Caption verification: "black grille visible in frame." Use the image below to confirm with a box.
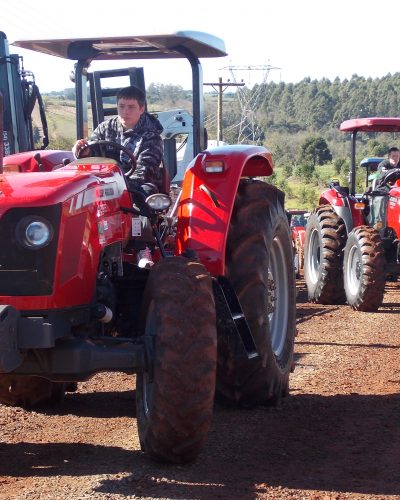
[0,205,61,296]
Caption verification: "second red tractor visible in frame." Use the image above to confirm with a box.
[304,117,400,311]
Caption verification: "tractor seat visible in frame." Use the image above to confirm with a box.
[364,192,389,228]
[334,185,349,197]
[329,180,349,197]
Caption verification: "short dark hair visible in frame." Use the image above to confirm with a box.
[116,86,146,107]
[388,146,400,154]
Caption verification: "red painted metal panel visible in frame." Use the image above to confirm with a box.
[176,145,273,276]
[340,117,400,133]
[0,162,132,310]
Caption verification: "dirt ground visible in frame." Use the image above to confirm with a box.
[0,279,399,500]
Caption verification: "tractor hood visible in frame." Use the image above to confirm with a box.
[0,163,126,211]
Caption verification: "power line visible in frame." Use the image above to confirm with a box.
[219,64,281,144]
[203,77,245,144]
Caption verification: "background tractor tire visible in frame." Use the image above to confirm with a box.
[343,225,386,311]
[0,375,67,407]
[216,180,296,408]
[136,257,217,464]
[304,204,347,304]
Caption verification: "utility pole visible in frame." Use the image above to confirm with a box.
[203,77,244,145]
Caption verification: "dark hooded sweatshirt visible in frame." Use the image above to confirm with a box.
[90,112,164,188]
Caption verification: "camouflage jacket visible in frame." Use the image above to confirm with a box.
[89,113,164,187]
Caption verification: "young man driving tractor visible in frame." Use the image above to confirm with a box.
[73,86,164,267]
[73,85,164,193]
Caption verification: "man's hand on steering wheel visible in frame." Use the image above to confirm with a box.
[75,139,137,177]
[73,138,90,158]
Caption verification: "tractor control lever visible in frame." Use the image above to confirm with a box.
[34,152,44,172]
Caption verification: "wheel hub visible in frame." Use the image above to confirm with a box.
[347,245,362,295]
[308,228,321,284]
[355,260,362,281]
[267,235,290,358]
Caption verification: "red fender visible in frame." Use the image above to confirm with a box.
[319,188,348,207]
[176,145,273,276]
[319,188,365,229]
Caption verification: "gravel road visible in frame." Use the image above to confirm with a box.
[1,279,399,500]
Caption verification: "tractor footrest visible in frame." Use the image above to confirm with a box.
[213,276,259,360]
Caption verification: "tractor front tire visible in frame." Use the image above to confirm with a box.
[136,257,217,464]
[216,180,296,408]
[0,375,66,408]
[343,226,386,311]
[304,205,347,304]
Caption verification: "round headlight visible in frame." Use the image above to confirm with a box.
[146,193,171,211]
[17,217,54,249]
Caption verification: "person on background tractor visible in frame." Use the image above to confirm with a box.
[370,146,400,192]
[377,146,400,176]
[73,85,164,268]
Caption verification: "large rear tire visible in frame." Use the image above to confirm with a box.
[304,204,347,304]
[0,375,66,407]
[136,257,217,464]
[216,180,296,408]
[343,226,386,311]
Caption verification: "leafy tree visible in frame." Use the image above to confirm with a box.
[365,139,388,157]
[333,157,347,175]
[298,186,308,206]
[300,137,332,166]
[295,163,315,182]
[340,160,351,185]
[282,164,293,177]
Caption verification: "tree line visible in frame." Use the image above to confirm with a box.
[255,73,400,132]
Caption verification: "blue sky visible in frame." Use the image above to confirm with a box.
[2,0,400,92]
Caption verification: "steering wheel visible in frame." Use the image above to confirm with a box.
[77,139,137,177]
[378,167,400,188]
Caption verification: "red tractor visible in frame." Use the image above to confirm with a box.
[304,117,400,312]
[0,32,296,463]
[287,209,309,278]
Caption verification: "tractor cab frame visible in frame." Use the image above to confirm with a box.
[13,31,226,178]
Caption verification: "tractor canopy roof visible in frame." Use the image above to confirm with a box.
[12,32,227,158]
[340,117,400,133]
[12,32,227,61]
